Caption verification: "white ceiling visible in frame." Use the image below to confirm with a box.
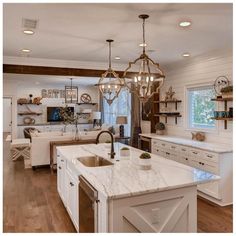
[3,3,233,66]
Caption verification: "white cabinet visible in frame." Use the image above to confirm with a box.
[57,152,79,231]
[65,168,79,231]
[151,138,232,206]
[57,154,66,205]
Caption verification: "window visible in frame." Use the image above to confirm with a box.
[103,88,131,136]
[187,85,216,130]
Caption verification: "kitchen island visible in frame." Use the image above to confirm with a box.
[56,142,219,233]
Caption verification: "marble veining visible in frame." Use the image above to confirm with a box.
[140,133,232,153]
[57,143,219,200]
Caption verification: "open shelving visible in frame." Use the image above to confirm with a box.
[154,113,182,124]
[210,97,233,129]
[154,100,182,110]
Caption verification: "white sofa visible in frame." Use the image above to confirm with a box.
[31,130,106,168]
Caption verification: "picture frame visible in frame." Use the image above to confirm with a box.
[65,86,78,103]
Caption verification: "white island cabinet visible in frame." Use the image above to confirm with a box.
[56,143,218,233]
[139,133,232,206]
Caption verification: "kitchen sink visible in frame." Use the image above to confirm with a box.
[77,155,113,167]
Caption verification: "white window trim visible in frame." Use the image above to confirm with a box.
[184,82,219,134]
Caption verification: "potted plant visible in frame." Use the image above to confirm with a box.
[139,152,152,170]
[155,122,165,135]
[221,86,233,99]
[120,147,130,157]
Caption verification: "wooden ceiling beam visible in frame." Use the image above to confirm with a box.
[3,64,136,78]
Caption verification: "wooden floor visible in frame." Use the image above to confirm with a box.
[3,133,233,233]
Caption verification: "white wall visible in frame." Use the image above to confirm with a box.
[3,98,12,132]
[3,77,99,138]
[158,49,233,145]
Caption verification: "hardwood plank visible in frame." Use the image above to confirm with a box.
[3,133,76,233]
[197,196,233,233]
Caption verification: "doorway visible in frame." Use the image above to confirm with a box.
[3,97,12,141]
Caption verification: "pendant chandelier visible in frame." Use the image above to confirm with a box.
[65,78,78,104]
[123,14,165,102]
[98,39,123,105]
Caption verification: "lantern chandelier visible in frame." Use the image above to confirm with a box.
[98,39,123,105]
[123,14,165,102]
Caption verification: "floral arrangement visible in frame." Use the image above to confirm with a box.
[139,152,151,159]
[155,122,165,131]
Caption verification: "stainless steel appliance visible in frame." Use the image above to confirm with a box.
[139,136,151,152]
[79,176,99,233]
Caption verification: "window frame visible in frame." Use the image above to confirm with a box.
[184,83,219,133]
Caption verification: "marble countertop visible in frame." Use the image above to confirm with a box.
[57,143,219,200]
[140,133,232,153]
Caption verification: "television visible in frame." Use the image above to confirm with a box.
[47,107,74,122]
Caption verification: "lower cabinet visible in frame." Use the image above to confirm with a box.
[57,153,79,231]
[57,154,66,205]
[65,168,79,231]
[151,138,232,206]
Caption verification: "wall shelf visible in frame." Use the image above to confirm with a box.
[154,113,182,124]
[211,97,233,129]
[154,100,182,110]
[18,112,42,116]
[18,103,42,105]
[77,103,97,106]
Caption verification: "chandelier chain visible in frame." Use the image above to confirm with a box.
[142,18,146,54]
[108,41,111,69]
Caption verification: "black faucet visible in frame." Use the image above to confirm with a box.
[96,131,115,159]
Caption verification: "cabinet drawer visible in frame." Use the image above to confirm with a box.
[152,147,166,157]
[178,156,191,166]
[190,159,218,174]
[165,151,178,162]
[190,149,202,159]
[177,146,189,156]
[202,151,219,163]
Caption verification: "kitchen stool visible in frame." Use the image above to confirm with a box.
[10,138,31,161]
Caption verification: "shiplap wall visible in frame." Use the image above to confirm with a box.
[158,49,233,145]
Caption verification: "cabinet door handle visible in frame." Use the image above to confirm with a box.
[185,158,188,161]
[70,182,74,186]
[162,144,165,146]
[156,149,159,152]
[58,166,61,170]
[61,159,64,162]
[202,163,205,166]
[193,151,198,154]
[207,155,213,158]
[182,149,186,151]
[199,162,202,165]
[171,146,175,149]
[166,152,170,155]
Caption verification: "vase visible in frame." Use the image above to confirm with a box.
[139,158,151,170]
[120,149,130,157]
[156,130,164,135]
[73,126,80,140]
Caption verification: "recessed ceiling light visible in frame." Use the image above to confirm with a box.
[179,21,191,27]
[182,53,190,57]
[115,56,120,60]
[23,29,34,35]
[139,43,147,47]
[21,49,30,53]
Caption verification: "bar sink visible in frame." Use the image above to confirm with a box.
[77,155,113,167]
